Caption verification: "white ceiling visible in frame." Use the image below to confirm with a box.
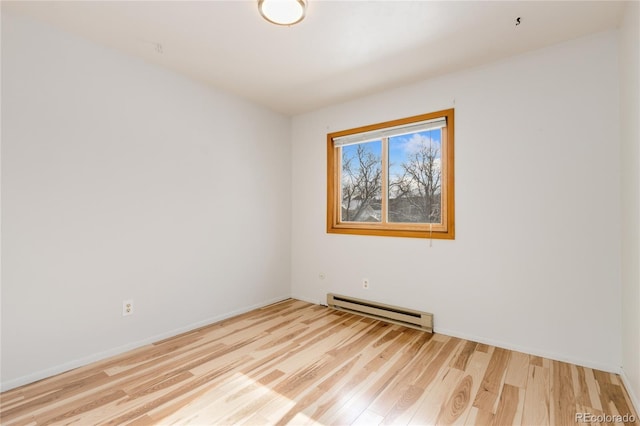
[3,1,627,116]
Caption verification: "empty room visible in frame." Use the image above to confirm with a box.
[1,0,639,425]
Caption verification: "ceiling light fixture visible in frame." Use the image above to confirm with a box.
[258,0,307,26]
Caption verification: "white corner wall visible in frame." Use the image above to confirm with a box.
[1,11,291,390]
[291,31,622,372]
[619,1,640,411]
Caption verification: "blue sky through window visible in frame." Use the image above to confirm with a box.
[342,129,442,185]
[342,140,381,166]
[389,129,442,180]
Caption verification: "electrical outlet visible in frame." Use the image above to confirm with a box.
[362,278,369,289]
[122,300,134,316]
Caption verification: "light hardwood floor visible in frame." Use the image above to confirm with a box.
[1,299,638,425]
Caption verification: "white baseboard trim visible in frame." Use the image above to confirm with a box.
[0,295,291,392]
[293,294,326,306]
[620,368,640,416]
[433,326,620,374]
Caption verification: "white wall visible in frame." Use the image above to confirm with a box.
[619,1,640,411]
[1,11,291,390]
[291,31,622,371]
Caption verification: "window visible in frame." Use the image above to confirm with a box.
[327,109,454,239]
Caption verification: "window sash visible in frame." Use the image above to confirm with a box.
[339,133,445,226]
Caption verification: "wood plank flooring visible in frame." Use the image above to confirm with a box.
[1,299,638,425]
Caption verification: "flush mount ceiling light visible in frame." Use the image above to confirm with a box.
[258,0,307,26]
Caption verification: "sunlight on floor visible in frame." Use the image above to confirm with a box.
[153,371,319,425]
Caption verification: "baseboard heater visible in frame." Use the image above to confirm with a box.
[327,293,433,333]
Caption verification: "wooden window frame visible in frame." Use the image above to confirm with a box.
[327,109,455,239]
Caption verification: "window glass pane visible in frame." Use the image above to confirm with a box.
[340,140,382,222]
[388,129,442,224]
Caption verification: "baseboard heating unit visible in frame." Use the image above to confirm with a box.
[327,293,433,333]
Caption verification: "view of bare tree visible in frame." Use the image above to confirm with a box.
[341,144,382,222]
[390,141,441,223]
